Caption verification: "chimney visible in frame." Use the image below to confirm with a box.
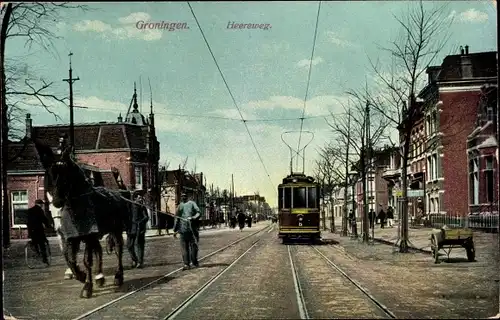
[25,113,32,138]
[465,45,469,55]
[460,46,464,55]
[461,51,473,78]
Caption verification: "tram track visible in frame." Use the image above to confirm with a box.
[288,244,397,319]
[73,225,271,320]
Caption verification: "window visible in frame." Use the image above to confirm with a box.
[278,188,284,209]
[431,111,437,133]
[284,187,292,208]
[293,187,306,208]
[11,190,29,226]
[485,156,495,203]
[307,187,318,208]
[134,166,143,190]
[469,158,479,204]
[426,156,431,181]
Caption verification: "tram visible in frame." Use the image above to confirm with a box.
[278,130,319,244]
[278,173,320,243]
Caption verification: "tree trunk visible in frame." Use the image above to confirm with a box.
[1,3,13,249]
[329,194,335,233]
[399,132,412,252]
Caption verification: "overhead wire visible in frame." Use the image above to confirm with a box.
[295,1,322,172]
[186,1,276,193]
[56,105,338,123]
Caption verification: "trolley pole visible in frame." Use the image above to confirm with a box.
[62,52,83,155]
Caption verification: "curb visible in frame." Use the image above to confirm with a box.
[372,237,433,254]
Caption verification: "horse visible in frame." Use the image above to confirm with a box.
[35,141,131,298]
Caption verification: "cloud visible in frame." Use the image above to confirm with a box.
[449,9,489,23]
[325,31,354,48]
[73,12,162,41]
[296,57,324,69]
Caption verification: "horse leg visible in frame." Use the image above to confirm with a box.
[93,237,105,287]
[113,233,124,286]
[59,232,74,280]
[80,239,93,299]
[64,238,86,283]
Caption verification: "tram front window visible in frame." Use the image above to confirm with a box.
[293,187,306,208]
[307,187,317,208]
[284,187,292,208]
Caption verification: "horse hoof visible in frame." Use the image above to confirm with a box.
[80,284,93,299]
[114,275,124,286]
[95,277,105,287]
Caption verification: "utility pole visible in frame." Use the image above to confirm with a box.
[62,52,82,154]
[361,101,370,243]
[231,174,234,213]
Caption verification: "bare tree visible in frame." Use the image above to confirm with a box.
[1,2,88,248]
[357,1,453,252]
[327,94,391,243]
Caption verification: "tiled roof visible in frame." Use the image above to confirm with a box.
[32,122,149,151]
[7,139,44,171]
[438,51,497,81]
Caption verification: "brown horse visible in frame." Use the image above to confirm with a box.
[35,141,131,298]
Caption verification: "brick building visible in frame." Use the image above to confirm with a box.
[7,84,161,237]
[466,84,498,215]
[420,47,497,217]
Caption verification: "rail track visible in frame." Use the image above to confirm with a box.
[73,225,271,320]
[288,244,397,319]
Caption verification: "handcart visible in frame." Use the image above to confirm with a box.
[429,226,475,264]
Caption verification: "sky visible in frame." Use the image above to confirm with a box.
[4,1,497,207]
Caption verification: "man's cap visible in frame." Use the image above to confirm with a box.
[35,199,44,205]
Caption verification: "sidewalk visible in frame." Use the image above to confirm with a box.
[330,221,498,261]
[6,221,270,248]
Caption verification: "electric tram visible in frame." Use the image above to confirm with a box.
[278,131,320,243]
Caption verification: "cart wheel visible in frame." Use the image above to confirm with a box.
[466,241,476,262]
[431,235,440,264]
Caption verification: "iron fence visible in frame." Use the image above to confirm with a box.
[422,213,498,232]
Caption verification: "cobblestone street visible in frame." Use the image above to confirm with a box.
[321,225,499,319]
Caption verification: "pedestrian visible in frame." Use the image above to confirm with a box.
[387,206,394,227]
[237,210,246,231]
[157,211,166,236]
[127,193,149,269]
[348,209,357,236]
[173,193,201,270]
[27,199,51,265]
[368,209,376,229]
[246,214,252,228]
[377,205,386,229]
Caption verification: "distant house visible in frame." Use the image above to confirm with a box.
[159,168,206,225]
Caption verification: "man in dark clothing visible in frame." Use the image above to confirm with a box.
[174,193,201,270]
[368,209,376,229]
[157,212,167,236]
[378,206,387,229]
[128,193,149,268]
[348,210,357,237]
[246,214,252,228]
[27,199,50,265]
[237,210,246,231]
[387,206,395,227]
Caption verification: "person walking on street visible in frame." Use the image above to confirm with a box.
[27,199,51,265]
[237,210,246,231]
[377,205,387,229]
[368,209,376,229]
[387,206,394,227]
[246,214,252,228]
[348,210,357,237]
[128,193,149,268]
[173,193,201,270]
